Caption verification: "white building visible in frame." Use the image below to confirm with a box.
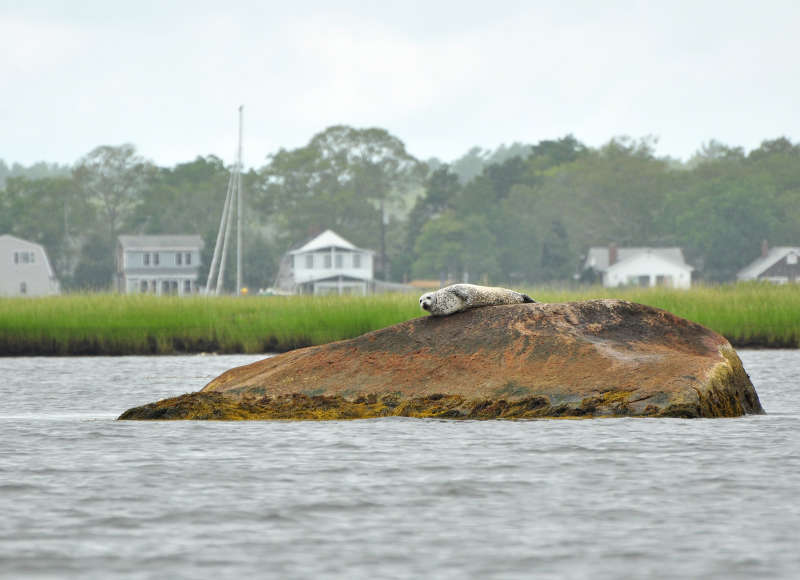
[276,230,374,295]
[583,245,693,289]
[737,242,800,283]
[0,234,60,296]
[116,235,204,295]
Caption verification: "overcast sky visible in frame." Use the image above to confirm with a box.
[2,0,798,168]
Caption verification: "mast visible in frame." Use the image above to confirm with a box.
[205,171,234,294]
[205,106,244,295]
[236,105,244,295]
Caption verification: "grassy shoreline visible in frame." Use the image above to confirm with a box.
[1,284,798,356]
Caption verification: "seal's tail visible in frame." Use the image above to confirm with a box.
[521,294,536,303]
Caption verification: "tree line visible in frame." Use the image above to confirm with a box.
[2,127,800,291]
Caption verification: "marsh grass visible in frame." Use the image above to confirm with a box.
[1,283,798,355]
[531,283,800,348]
[0,293,422,355]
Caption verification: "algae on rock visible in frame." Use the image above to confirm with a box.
[120,300,765,421]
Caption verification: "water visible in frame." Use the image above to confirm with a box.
[0,351,798,579]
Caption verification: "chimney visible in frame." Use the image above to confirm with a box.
[761,239,769,258]
[609,243,618,266]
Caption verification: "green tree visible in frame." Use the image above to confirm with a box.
[448,143,534,184]
[528,134,589,171]
[74,144,153,245]
[494,184,541,283]
[535,137,675,254]
[254,126,426,280]
[129,156,230,235]
[539,218,573,281]
[673,176,777,281]
[71,232,115,290]
[0,176,94,285]
[0,159,71,188]
[411,213,499,282]
[403,166,462,279]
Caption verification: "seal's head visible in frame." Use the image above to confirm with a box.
[419,292,435,313]
[419,287,465,316]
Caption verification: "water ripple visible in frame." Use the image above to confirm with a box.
[0,351,799,579]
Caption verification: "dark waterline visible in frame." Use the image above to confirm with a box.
[0,352,798,579]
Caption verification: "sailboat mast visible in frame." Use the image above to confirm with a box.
[205,170,235,295]
[205,106,244,296]
[236,105,244,296]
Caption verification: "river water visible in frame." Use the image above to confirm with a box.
[0,351,798,579]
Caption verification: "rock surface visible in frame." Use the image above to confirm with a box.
[119,300,764,420]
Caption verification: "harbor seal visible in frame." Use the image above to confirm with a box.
[419,283,536,316]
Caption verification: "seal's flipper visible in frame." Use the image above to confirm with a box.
[450,286,472,301]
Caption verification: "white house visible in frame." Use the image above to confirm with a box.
[737,242,800,283]
[583,245,693,289]
[275,230,374,295]
[0,234,60,296]
[116,235,204,295]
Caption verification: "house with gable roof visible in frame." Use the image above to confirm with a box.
[274,229,375,295]
[737,241,800,283]
[0,234,60,296]
[582,244,693,288]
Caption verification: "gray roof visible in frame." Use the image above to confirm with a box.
[118,235,204,249]
[0,233,44,249]
[584,247,689,271]
[737,247,800,280]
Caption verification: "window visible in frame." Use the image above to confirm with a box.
[176,252,182,266]
[353,254,361,268]
[13,251,35,264]
[324,254,332,268]
[154,253,160,266]
[144,253,150,266]
[184,280,192,293]
[335,254,343,268]
[185,252,192,265]
[305,254,314,268]
[141,280,148,293]
[20,281,27,294]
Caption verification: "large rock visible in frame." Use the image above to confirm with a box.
[119,300,764,420]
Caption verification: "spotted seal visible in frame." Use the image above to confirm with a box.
[419,283,536,316]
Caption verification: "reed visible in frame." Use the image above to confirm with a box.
[1,283,798,355]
